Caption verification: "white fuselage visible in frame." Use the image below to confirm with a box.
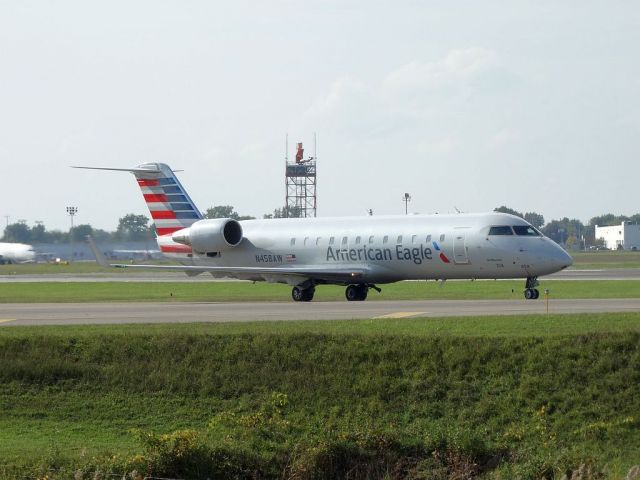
[157,212,572,285]
[0,242,36,264]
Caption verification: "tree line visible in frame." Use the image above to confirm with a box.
[3,205,639,246]
[494,206,640,248]
[1,214,155,244]
[0,206,292,244]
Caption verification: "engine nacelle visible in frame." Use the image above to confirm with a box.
[172,218,243,253]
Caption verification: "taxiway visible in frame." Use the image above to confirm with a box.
[2,298,640,326]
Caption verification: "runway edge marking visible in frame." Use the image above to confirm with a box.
[374,312,427,319]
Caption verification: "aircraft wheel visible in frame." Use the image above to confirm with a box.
[533,288,540,299]
[292,286,314,302]
[345,285,359,301]
[358,285,368,301]
[524,288,535,300]
[292,287,304,302]
[346,284,368,301]
[302,287,315,302]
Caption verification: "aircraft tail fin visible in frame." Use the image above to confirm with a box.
[73,163,203,237]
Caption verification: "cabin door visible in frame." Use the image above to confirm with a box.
[453,234,469,264]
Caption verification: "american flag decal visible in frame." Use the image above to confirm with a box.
[286,254,297,262]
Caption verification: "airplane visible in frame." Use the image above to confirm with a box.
[0,242,36,264]
[74,162,573,301]
[111,248,161,260]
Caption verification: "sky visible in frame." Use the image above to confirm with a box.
[1,0,639,233]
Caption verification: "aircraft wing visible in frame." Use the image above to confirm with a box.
[106,262,367,283]
[87,236,367,283]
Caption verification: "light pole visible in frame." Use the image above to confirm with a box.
[403,193,411,215]
[66,206,78,261]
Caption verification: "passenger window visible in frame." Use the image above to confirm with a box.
[290,238,296,246]
[411,235,417,244]
[440,234,445,242]
[355,236,361,244]
[489,226,514,236]
[329,237,335,245]
[316,237,321,245]
[342,236,348,245]
[304,237,309,246]
[426,234,431,242]
[369,235,375,244]
[513,225,541,236]
[397,235,403,244]
[383,235,389,244]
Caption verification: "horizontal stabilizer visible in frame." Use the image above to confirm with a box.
[72,165,163,174]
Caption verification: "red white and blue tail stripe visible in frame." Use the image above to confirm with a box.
[131,163,203,237]
[72,163,202,256]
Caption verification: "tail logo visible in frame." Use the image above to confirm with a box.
[134,168,202,237]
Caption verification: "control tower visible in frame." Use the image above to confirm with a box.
[285,139,317,218]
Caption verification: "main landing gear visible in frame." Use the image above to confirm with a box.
[524,276,540,300]
[291,284,381,302]
[345,284,368,301]
[291,286,315,302]
[345,284,381,302]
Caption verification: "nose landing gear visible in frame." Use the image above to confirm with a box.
[524,276,540,300]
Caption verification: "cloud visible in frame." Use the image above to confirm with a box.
[306,75,371,118]
[303,47,514,142]
[485,128,520,149]
[383,47,500,92]
[416,136,456,154]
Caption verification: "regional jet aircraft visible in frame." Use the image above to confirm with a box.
[0,242,36,264]
[75,163,572,301]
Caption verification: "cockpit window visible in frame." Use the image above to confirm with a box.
[513,225,541,236]
[489,226,513,235]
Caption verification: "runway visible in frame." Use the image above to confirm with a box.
[1,268,640,283]
[2,298,640,326]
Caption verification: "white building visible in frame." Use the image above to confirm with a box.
[595,222,640,250]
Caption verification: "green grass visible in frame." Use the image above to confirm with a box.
[3,312,640,338]
[571,250,640,269]
[0,279,639,303]
[1,314,640,478]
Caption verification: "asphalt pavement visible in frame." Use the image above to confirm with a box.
[2,298,640,326]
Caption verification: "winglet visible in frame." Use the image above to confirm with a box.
[86,235,111,268]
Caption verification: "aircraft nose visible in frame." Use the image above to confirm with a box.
[554,244,573,270]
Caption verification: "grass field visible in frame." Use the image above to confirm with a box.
[571,250,640,269]
[0,279,639,303]
[1,314,640,479]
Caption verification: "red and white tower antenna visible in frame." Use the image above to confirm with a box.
[285,134,317,218]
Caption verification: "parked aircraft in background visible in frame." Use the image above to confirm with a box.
[75,163,572,301]
[111,248,161,260]
[0,242,36,264]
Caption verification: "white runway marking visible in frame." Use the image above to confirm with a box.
[374,312,427,319]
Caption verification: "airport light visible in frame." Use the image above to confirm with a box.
[66,206,78,229]
[403,193,411,215]
[66,206,78,261]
